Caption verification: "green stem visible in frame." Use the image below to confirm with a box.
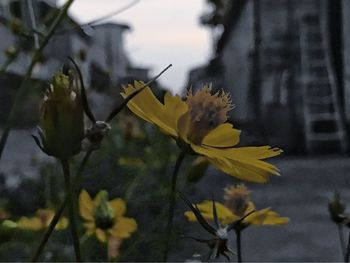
[338,224,346,260]
[61,158,82,262]
[30,151,92,262]
[30,198,68,262]
[236,230,242,262]
[0,0,74,162]
[163,151,186,262]
[345,229,350,262]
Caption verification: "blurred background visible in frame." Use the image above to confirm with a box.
[0,0,350,261]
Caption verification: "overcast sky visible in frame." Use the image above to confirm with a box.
[58,0,211,93]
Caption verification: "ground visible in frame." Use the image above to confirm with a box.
[2,130,350,261]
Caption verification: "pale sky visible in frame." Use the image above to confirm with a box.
[58,0,211,93]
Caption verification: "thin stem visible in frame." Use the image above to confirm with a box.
[61,159,82,262]
[27,0,40,49]
[87,0,140,26]
[163,151,186,262]
[30,151,92,262]
[0,0,74,163]
[105,64,172,122]
[345,229,350,262]
[236,230,242,263]
[30,198,68,262]
[338,224,346,260]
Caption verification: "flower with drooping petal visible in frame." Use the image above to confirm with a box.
[79,190,137,243]
[185,184,288,229]
[17,209,68,231]
[121,82,282,183]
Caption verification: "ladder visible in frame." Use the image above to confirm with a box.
[299,13,348,153]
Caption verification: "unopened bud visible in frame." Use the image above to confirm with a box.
[37,70,84,158]
[328,192,346,224]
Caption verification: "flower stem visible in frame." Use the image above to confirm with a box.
[61,158,82,262]
[30,151,92,262]
[337,224,346,260]
[0,0,74,163]
[163,151,186,262]
[236,230,242,262]
[30,198,68,262]
[345,229,350,262]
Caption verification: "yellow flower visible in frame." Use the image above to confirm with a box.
[37,70,84,158]
[17,209,68,231]
[185,184,288,227]
[79,190,137,243]
[121,82,282,183]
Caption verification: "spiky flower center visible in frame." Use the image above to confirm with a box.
[185,85,232,144]
[224,184,250,217]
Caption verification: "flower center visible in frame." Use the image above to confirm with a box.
[185,85,232,144]
[95,214,115,230]
[224,184,250,217]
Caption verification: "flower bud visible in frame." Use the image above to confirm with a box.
[4,47,17,59]
[38,70,84,158]
[328,192,346,224]
[93,191,115,230]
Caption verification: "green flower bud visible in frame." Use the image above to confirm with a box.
[93,191,115,230]
[38,70,84,158]
[4,47,17,59]
[328,192,346,224]
[9,18,23,35]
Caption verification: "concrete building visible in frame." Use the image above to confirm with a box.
[0,0,149,125]
[188,0,350,154]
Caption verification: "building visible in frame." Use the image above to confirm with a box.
[188,0,350,154]
[0,0,149,124]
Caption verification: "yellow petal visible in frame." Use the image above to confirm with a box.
[244,208,289,226]
[84,222,96,235]
[109,198,126,217]
[109,217,137,239]
[184,200,238,225]
[245,202,255,214]
[55,217,69,230]
[202,123,240,147]
[225,146,283,159]
[96,228,108,243]
[79,190,94,221]
[121,82,186,138]
[191,145,281,183]
[206,157,272,183]
[163,92,188,133]
[177,112,191,143]
[17,217,43,231]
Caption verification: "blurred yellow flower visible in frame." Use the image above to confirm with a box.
[185,184,288,228]
[79,190,137,243]
[121,82,281,183]
[17,209,68,231]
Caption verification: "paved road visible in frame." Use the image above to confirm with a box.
[175,156,350,262]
